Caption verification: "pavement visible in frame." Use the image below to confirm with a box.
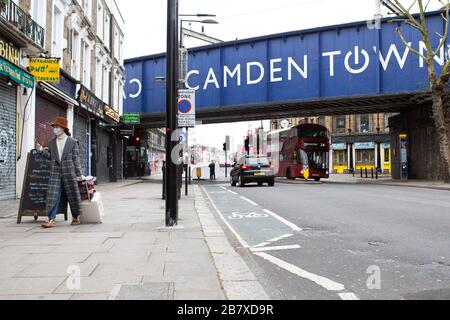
[0,179,268,300]
[201,181,450,300]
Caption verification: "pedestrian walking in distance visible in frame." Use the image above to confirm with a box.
[209,161,216,181]
[35,117,83,228]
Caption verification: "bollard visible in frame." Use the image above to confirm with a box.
[376,169,379,180]
[365,168,368,178]
[185,164,188,196]
[360,168,363,178]
[371,168,374,179]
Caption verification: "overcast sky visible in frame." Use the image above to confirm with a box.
[115,0,442,152]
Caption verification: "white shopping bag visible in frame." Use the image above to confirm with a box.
[80,192,105,224]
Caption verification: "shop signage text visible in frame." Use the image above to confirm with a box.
[355,142,375,150]
[123,113,141,124]
[0,37,20,66]
[78,86,104,118]
[28,58,61,82]
[0,57,34,88]
[104,105,121,123]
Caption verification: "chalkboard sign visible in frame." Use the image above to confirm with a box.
[17,150,67,224]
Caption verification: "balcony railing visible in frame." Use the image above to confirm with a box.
[0,0,45,49]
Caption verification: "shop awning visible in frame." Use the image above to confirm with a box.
[0,56,34,88]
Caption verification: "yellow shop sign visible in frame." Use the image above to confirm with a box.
[28,58,61,82]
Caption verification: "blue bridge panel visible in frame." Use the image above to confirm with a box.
[124,12,446,115]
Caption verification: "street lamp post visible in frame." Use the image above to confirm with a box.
[165,0,179,227]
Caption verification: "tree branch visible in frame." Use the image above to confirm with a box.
[397,27,426,60]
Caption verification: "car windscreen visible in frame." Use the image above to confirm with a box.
[246,158,270,166]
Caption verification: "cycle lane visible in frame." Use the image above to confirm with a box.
[202,185,301,248]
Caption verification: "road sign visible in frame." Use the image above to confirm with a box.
[178,90,196,128]
[123,113,141,125]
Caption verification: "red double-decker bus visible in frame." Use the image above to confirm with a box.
[267,124,330,181]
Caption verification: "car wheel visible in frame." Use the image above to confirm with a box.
[314,178,321,182]
[258,182,263,187]
[268,180,275,187]
[239,176,246,188]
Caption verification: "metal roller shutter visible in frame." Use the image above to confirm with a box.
[0,80,17,201]
[35,92,67,147]
[95,128,111,183]
[73,112,89,176]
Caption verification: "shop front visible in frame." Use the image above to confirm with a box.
[0,52,34,200]
[355,142,376,172]
[331,143,348,174]
[78,86,122,183]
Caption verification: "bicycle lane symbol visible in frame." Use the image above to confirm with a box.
[228,212,269,220]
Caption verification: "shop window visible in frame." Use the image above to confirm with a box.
[333,150,347,165]
[356,149,375,164]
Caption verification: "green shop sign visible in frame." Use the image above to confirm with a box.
[123,113,141,124]
[0,56,34,88]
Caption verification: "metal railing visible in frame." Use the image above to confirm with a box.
[0,0,45,48]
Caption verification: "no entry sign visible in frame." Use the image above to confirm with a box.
[178,89,196,128]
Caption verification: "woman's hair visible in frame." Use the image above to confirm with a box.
[64,128,72,137]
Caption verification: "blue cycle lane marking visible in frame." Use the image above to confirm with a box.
[203,185,299,248]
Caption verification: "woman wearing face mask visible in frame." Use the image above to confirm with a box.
[35,117,83,228]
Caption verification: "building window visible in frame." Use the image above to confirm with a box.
[52,3,64,58]
[97,2,104,40]
[71,30,81,79]
[82,0,92,19]
[103,67,110,102]
[31,0,47,30]
[333,116,347,134]
[318,117,325,126]
[356,149,375,164]
[104,14,111,49]
[82,42,91,89]
[95,59,103,97]
[357,114,372,133]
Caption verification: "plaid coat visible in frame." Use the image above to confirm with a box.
[41,137,83,217]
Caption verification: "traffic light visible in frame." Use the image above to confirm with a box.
[223,143,227,151]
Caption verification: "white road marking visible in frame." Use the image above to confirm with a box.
[263,209,303,232]
[253,242,271,248]
[220,186,228,190]
[339,292,360,300]
[228,190,238,195]
[254,252,346,292]
[202,186,251,248]
[250,245,301,252]
[253,234,294,248]
[267,234,294,243]
[240,196,258,206]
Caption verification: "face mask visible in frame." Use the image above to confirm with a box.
[53,127,64,136]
